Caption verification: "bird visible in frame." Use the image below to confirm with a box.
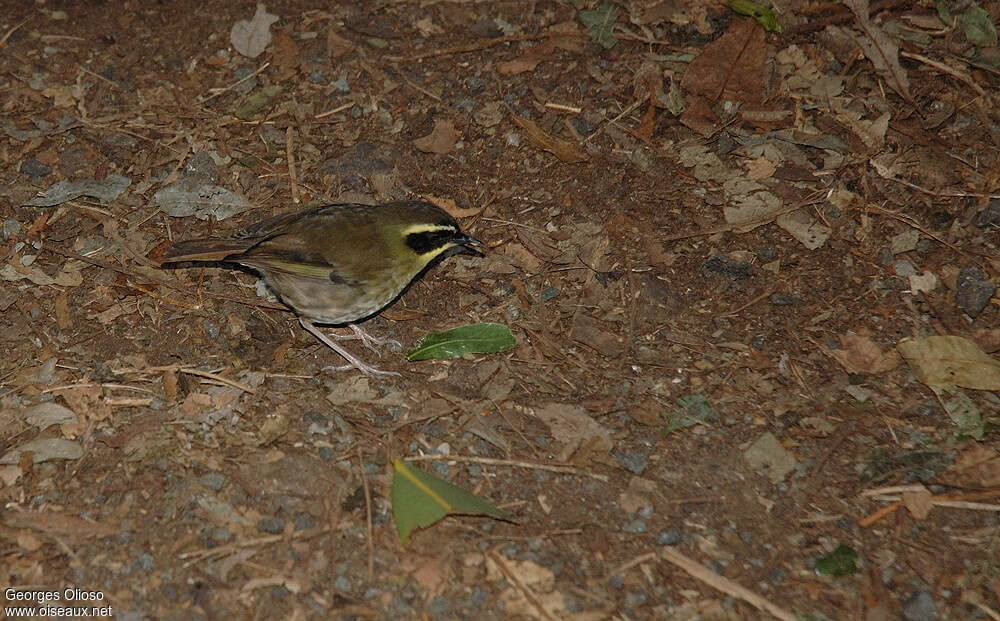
[156,200,484,376]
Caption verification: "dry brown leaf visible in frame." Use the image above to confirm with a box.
[901,486,933,519]
[680,19,769,104]
[897,335,1000,390]
[947,443,1000,487]
[511,114,587,163]
[413,119,460,155]
[838,0,913,103]
[4,507,118,539]
[421,194,482,218]
[230,3,279,59]
[830,333,901,375]
[498,40,556,76]
[271,31,301,81]
[326,29,354,59]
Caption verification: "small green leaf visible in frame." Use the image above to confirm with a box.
[728,0,783,33]
[960,6,998,47]
[666,394,716,434]
[579,1,619,50]
[391,459,512,546]
[936,1,953,27]
[814,544,858,577]
[231,85,285,120]
[406,323,515,361]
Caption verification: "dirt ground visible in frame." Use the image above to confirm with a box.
[2,1,999,619]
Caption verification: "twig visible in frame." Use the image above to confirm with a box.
[357,448,375,583]
[609,551,658,577]
[486,550,559,621]
[660,547,797,621]
[720,287,774,317]
[385,31,587,63]
[179,526,330,566]
[868,205,990,274]
[583,97,644,144]
[0,18,28,48]
[200,62,270,103]
[286,126,299,204]
[316,101,354,119]
[544,102,582,114]
[859,502,901,527]
[662,193,826,241]
[900,51,985,97]
[112,365,256,394]
[404,454,609,482]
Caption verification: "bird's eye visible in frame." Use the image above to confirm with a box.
[405,229,456,254]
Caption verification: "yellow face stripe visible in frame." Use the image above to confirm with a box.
[399,223,457,236]
[417,243,459,263]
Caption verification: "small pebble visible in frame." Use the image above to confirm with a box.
[770,294,803,306]
[893,260,917,277]
[464,75,486,92]
[955,266,995,317]
[199,472,226,491]
[974,199,1000,228]
[2,219,21,239]
[902,590,938,621]
[657,529,682,545]
[622,519,646,533]
[257,517,286,534]
[611,449,649,475]
[202,320,220,339]
[699,255,751,280]
[541,286,560,301]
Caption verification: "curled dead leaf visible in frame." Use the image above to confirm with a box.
[510,114,587,163]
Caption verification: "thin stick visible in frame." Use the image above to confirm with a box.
[357,448,375,583]
[0,18,28,48]
[900,51,985,97]
[404,454,609,482]
[178,526,330,565]
[200,62,270,103]
[583,98,644,143]
[662,194,825,241]
[486,551,559,621]
[178,368,256,394]
[112,365,256,394]
[609,551,657,577]
[544,102,582,114]
[859,502,901,527]
[286,126,299,204]
[660,547,797,621]
[316,101,354,119]
[868,205,989,273]
[385,31,587,63]
[720,287,774,317]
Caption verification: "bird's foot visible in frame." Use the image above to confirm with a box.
[347,324,403,354]
[300,318,401,377]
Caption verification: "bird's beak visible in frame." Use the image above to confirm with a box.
[455,233,485,256]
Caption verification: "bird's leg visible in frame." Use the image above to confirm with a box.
[299,317,400,377]
[347,323,403,354]
[299,322,401,354]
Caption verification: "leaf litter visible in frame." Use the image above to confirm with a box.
[1,0,998,618]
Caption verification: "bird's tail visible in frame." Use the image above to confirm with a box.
[153,238,255,264]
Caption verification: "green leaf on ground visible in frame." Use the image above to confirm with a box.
[391,459,512,546]
[666,394,716,434]
[728,0,783,32]
[232,85,285,120]
[406,323,515,361]
[815,544,858,577]
[961,6,998,47]
[579,1,619,49]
